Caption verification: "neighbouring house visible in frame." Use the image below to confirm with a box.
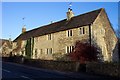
[0,39,12,57]
[118,38,120,61]
[12,8,119,62]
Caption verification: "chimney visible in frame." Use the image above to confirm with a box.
[51,21,53,24]
[66,8,74,20]
[22,25,26,33]
[9,38,11,42]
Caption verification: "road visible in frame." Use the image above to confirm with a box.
[1,61,118,80]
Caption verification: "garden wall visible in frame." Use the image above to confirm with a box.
[2,57,120,78]
[23,59,82,72]
[86,62,120,77]
[2,57,82,72]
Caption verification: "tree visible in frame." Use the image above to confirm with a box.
[69,41,101,63]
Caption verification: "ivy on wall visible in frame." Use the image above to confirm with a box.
[25,37,34,58]
[31,37,34,56]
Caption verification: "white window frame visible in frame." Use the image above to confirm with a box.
[46,48,53,54]
[66,46,69,53]
[79,27,83,34]
[47,34,52,40]
[49,48,52,54]
[35,49,38,58]
[79,27,85,35]
[65,46,74,53]
[67,30,73,37]
[85,27,88,34]
[45,49,48,54]
[40,49,42,54]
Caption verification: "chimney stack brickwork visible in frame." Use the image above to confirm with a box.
[67,8,74,20]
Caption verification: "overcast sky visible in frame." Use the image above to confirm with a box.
[2,2,118,40]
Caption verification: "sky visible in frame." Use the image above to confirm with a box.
[118,2,120,31]
[2,2,118,40]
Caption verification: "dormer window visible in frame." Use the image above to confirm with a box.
[67,30,73,37]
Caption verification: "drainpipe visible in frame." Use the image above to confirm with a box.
[89,24,92,61]
[88,24,91,46]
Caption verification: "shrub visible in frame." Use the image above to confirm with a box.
[69,41,101,63]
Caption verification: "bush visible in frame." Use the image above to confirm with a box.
[69,41,102,63]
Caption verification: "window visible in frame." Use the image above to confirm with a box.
[35,49,38,54]
[66,46,69,53]
[40,49,42,54]
[66,46,74,53]
[67,30,73,37]
[49,48,52,54]
[70,30,72,36]
[79,28,82,34]
[83,27,85,34]
[35,49,38,58]
[47,34,52,40]
[46,49,48,54]
[79,27,85,35]
[46,48,53,54]
[85,27,88,34]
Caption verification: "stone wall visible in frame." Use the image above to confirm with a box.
[3,57,119,77]
[24,59,79,72]
[33,26,90,60]
[92,8,118,62]
[12,40,26,56]
[2,42,12,57]
[86,62,120,77]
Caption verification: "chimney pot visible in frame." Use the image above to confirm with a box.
[66,8,74,20]
[22,25,26,33]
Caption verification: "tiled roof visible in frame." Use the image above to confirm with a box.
[0,39,12,48]
[14,8,102,42]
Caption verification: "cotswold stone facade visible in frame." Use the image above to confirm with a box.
[12,8,118,62]
[0,39,12,57]
[33,26,89,60]
[91,9,118,61]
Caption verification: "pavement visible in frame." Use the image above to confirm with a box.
[1,61,119,80]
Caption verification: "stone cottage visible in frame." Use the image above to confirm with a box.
[0,39,12,57]
[12,8,118,62]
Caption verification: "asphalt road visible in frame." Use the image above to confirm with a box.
[1,61,119,80]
